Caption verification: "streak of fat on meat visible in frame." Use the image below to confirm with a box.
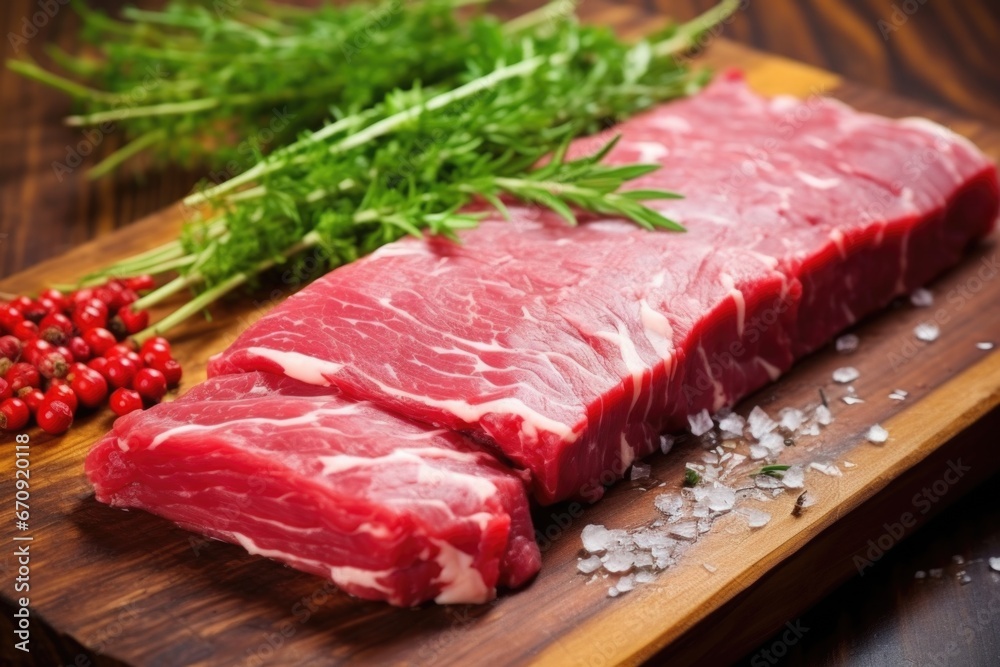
[719,272,746,337]
[367,376,579,443]
[318,450,498,502]
[145,405,360,450]
[429,538,493,604]
[594,324,649,408]
[244,347,343,386]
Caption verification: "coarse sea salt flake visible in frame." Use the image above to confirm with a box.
[779,407,805,432]
[630,462,651,481]
[669,521,699,541]
[832,366,860,383]
[603,550,635,573]
[581,524,613,553]
[867,424,889,444]
[742,508,772,528]
[748,406,777,439]
[977,341,995,351]
[810,461,842,477]
[688,409,713,436]
[705,484,736,512]
[578,555,603,574]
[659,434,676,455]
[703,563,717,573]
[749,444,770,461]
[989,557,1000,572]
[835,333,859,353]
[781,465,805,489]
[815,405,833,426]
[842,395,865,405]
[910,288,934,307]
[914,323,940,342]
[654,493,684,517]
[718,413,746,437]
[760,432,785,457]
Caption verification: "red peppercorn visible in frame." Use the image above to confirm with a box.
[9,296,33,313]
[21,339,53,366]
[156,358,183,388]
[0,305,23,332]
[126,275,155,292]
[105,356,138,389]
[6,362,40,393]
[22,301,48,323]
[0,377,10,402]
[0,335,21,361]
[40,288,67,311]
[46,383,78,413]
[140,336,171,355]
[109,387,143,416]
[0,397,30,431]
[37,351,69,380]
[118,288,139,308]
[20,388,44,413]
[68,337,91,362]
[106,344,141,367]
[39,312,73,344]
[12,319,38,341]
[115,307,149,335]
[83,328,117,355]
[86,356,111,380]
[141,343,172,368]
[70,368,108,408]
[72,298,108,332]
[35,296,62,318]
[134,368,167,403]
[69,288,95,310]
[36,398,73,435]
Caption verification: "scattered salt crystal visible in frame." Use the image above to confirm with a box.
[781,465,805,489]
[688,409,714,436]
[801,423,821,436]
[660,434,676,455]
[703,563,717,573]
[779,407,805,432]
[892,389,908,398]
[835,333,859,353]
[910,288,934,307]
[754,474,783,490]
[810,461,842,477]
[952,554,965,565]
[958,571,972,585]
[759,432,785,457]
[630,462,651,481]
[842,395,865,405]
[718,413,746,437]
[815,405,833,426]
[867,424,889,444]
[842,461,857,468]
[581,525,614,553]
[929,568,943,579]
[705,484,736,512]
[888,390,907,401]
[603,550,635,573]
[635,570,658,584]
[977,341,995,351]
[749,444,770,461]
[669,521,699,541]
[616,574,636,593]
[798,491,817,508]
[747,406,777,439]
[742,508,772,528]
[989,557,1000,572]
[914,323,940,342]
[654,493,684,518]
[632,552,654,569]
[914,570,926,580]
[608,586,620,598]
[578,555,603,574]
[832,366,860,383]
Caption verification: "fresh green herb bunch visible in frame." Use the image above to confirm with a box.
[8,0,494,178]
[67,0,741,340]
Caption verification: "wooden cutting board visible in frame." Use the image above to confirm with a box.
[2,39,999,667]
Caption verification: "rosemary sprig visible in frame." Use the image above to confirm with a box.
[750,465,792,479]
[55,0,742,341]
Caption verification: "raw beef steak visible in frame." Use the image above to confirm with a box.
[209,73,999,504]
[86,372,540,606]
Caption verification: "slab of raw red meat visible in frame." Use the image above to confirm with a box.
[85,372,540,606]
[210,73,998,504]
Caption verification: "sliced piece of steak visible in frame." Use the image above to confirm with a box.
[85,372,540,606]
[209,74,998,504]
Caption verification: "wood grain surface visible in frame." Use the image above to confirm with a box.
[1,2,999,666]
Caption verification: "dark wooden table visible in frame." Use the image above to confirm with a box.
[2,1,999,665]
